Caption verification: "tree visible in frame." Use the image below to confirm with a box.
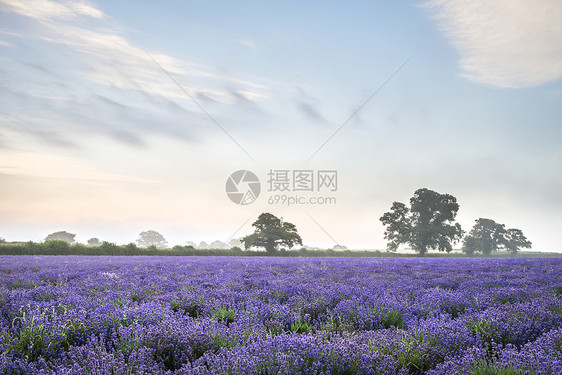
[136,230,167,248]
[380,188,463,255]
[208,240,224,249]
[379,202,411,251]
[45,231,76,244]
[462,218,506,255]
[463,219,531,255]
[241,213,303,253]
[87,238,100,246]
[504,228,532,254]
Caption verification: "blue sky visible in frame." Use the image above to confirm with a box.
[0,0,561,251]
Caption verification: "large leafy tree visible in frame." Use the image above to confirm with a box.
[45,231,76,244]
[379,202,411,251]
[241,213,302,253]
[380,188,463,255]
[462,218,506,255]
[504,228,532,254]
[463,219,531,255]
[136,230,167,248]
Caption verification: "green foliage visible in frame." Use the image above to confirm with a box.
[289,319,311,334]
[124,242,137,251]
[469,363,536,375]
[59,318,91,350]
[170,298,203,318]
[463,218,531,255]
[99,241,119,255]
[6,310,90,362]
[463,218,506,255]
[504,228,532,254]
[9,318,49,361]
[213,308,236,326]
[443,301,466,318]
[211,334,238,349]
[371,335,431,374]
[0,241,551,257]
[43,240,71,254]
[380,202,411,251]
[241,213,303,253]
[466,319,506,351]
[383,309,404,329]
[380,188,464,255]
[10,280,24,289]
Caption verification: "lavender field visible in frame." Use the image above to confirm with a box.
[1,256,562,374]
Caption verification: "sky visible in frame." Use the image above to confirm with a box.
[0,0,561,251]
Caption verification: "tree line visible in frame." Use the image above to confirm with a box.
[39,230,170,248]
[379,188,531,255]
[0,187,531,256]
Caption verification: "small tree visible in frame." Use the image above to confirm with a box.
[379,202,411,251]
[136,230,167,248]
[45,231,76,244]
[462,218,506,255]
[210,240,225,249]
[241,213,302,253]
[463,219,532,255]
[380,188,463,255]
[87,238,100,246]
[504,228,532,254]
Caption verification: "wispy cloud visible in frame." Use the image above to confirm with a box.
[2,0,269,102]
[293,86,327,124]
[0,0,271,148]
[237,39,258,50]
[298,101,326,123]
[0,0,103,20]
[424,0,562,88]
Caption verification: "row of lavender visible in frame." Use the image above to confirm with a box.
[0,256,561,374]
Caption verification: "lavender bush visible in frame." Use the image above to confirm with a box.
[0,256,561,374]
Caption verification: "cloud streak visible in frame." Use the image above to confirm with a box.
[0,0,103,20]
[0,0,271,149]
[298,101,327,123]
[425,0,562,88]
